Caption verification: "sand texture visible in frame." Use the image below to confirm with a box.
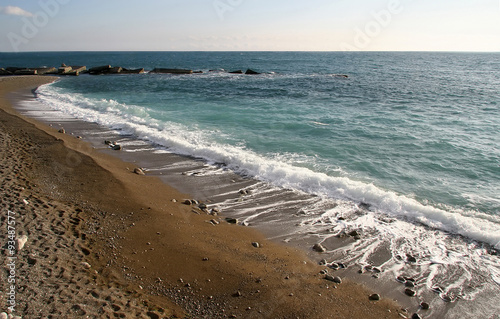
[0,77,404,318]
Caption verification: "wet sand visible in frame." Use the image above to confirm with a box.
[0,76,405,318]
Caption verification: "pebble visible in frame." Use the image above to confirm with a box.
[81,262,91,269]
[183,199,192,205]
[252,242,260,248]
[313,243,326,253]
[404,288,416,297]
[369,294,381,301]
[325,275,342,284]
[58,128,65,134]
[112,144,122,151]
[405,281,415,288]
[411,314,422,319]
[134,168,145,175]
[329,263,340,270]
[210,219,220,225]
[16,235,28,250]
[225,218,238,224]
[420,302,430,310]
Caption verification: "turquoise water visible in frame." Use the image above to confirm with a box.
[4,52,500,316]
[3,51,499,246]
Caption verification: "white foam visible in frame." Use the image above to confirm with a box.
[36,83,500,249]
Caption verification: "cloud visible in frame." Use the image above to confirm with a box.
[0,6,34,17]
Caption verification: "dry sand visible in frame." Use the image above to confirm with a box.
[0,76,406,318]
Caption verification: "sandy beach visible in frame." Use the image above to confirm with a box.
[0,76,406,318]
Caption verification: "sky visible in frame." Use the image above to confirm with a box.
[0,0,499,52]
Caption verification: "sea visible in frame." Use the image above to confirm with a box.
[2,51,499,318]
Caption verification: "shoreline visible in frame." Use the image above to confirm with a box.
[0,76,405,318]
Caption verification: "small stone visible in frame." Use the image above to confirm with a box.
[239,189,248,195]
[225,218,238,224]
[81,262,91,269]
[407,254,417,263]
[411,314,421,319]
[329,263,340,270]
[420,302,430,310]
[396,276,406,283]
[325,275,342,284]
[441,295,452,302]
[58,128,65,134]
[183,199,193,205]
[405,288,416,297]
[319,259,328,265]
[27,256,37,265]
[348,230,360,237]
[233,290,242,297]
[405,281,415,288]
[313,243,326,253]
[320,269,329,275]
[369,294,381,301]
[202,257,209,261]
[134,168,145,175]
[171,199,177,203]
[252,242,260,248]
[112,144,122,151]
[16,235,28,250]
[372,267,382,273]
[210,219,220,225]
[199,203,208,210]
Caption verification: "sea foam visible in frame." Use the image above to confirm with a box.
[36,83,500,249]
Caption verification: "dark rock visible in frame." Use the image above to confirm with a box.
[104,140,114,145]
[225,218,238,224]
[405,281,415,288]
[233,290,242,297]
[146,312,160,319]
[193,71,203,74]
[58,128,65,134]
[134,168,145,175]
[420,302,430,310]
[112,144,122,151]
[411,314,421,319]
[348,230,361,237]
[252,242,260,248]
[183,199,193,205]
[441,294,452,302]
[325,275,342,284]
[404,288,416,297]
[328,263,340,270]
[229,70,243,74]
[245,69,261,75]
[407,255,417,263]
[369,294,380,301]
[15,69,38,75]
[27,256,37,265]
[0,68,13,76]
[89,65,112,75]
[313,243,326,253]
[110,66,123,74]
[150,68,193,74]
[431,286,444,294]
[198,203,208,210]
[121,68,145,74]
[396,276,406,283]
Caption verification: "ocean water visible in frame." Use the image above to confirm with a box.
[2,51,500,316]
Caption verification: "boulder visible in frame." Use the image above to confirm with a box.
[89,65,112,75]
[14,69,38,75]
[150,68,193,74]
[0,68,12,76]
[58,66,73,74]
[34,67,58,75]
[121,68,145,74]
[245,69,261,75]
[110,66,123,74]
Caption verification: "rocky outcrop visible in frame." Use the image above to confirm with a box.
[245,69,261,75]
[149,68,193,74]
[121,68,145,74]
[88,65,112,75]
[0,68,13,76]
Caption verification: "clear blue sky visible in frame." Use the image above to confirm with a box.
[1,0,499,52]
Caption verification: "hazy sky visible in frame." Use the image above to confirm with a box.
[1,0,499,52]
